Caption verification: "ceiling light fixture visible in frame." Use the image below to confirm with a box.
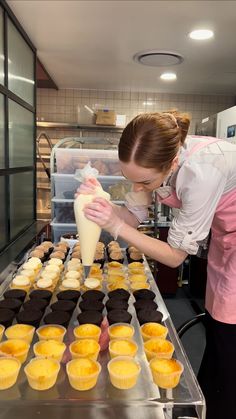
[133,50,183,67]
[160,72,177,81]
[189,29,214,40]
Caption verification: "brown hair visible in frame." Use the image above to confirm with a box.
[118,111,190,172]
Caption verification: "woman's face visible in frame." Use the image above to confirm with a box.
[120,160,171,192]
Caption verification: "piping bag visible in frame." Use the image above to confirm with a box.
[74,162,110,278]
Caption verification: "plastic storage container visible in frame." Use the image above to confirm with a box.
[52,199,75,223]
[50,220,77,242]
[55,148,121,175]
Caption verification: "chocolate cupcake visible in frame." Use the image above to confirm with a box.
[108,289,130,302]
[134,299,158,312]
[77,311,103,326]
[16,309,43,328]
[0,298,22,314]
[23,299,48,312]
[79,300,104,313]
[137,309,163,326]
[50,300,76,315]
[29,290,52,302]
[3,289,27,302]
[106,299,128,312]
[107,309,132,325]
[57,290,80,303]
[133,289,156,301]
[0,309,15,328]
[44,311,70,328]
[81,290,105,302]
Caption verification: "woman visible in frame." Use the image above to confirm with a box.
[80,111,236,419]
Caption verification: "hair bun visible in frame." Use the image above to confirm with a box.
[166,110,190,145]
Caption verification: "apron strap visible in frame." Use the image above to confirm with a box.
[187,137,221,158]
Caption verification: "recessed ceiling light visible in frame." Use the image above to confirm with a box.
[160,72,177,81]
[133,50,184,66]
[189,29,214,40]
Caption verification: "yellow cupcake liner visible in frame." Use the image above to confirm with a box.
[144,338,174,361]
[66,359,101,391]
[108,323,134,340]
[33,340,66,362]
[5,324,35,344]
[0,339,30,364]
[36,325,66,342]
[108,356,141,389]
[69,339,100,361]
[0,357,21,390]
[109,339,138,359]
[24,357,60,391]
[0,325,5,342]
[141,323,168,342]
[73,324,101,342]
[149,358,183,389]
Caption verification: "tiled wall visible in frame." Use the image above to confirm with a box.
[37,88,235,137]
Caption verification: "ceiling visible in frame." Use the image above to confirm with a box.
[7,0,236,94]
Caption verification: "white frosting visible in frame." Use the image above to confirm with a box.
[12,276,30,286]
[44,265,60,274]
[65,271,80,280]
[37,278,52,289]
[84,278,100,289]
[40,271,57,280]
[48,258,63,267]
[62,279,80,289]
[20,269,35,279]
[28,257,42,267]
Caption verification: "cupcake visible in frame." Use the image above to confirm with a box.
[24,357,60,390]
[27,257,43,268]
[50,251,65,261]
[16,309,43,328]
[108,323,134,340]
[107,261,123,270]
[57,290,80,303]
[3,289,26,302]
[81,290,105,302]
[44,264,61,276]
[108,289,130,302]
[130,282,150,292]
[0,339,30,363]
[10,276,31,292]
[128,262,144,269]
[79,300,104,313]
[128,252,143,263]
[23,299,48,313]
[107,273,125,283]
[5,324,35,343]
[36,325,66,342]
[129,274,147,283]
[40,271,58,284]
[83,278,101,291]
[66,358,101,391]
[137,309,163,326]
[29,290,52,302]
[144,338,174,361]
[43,311,71,328]
[0,309,15,328]
[50,300,76,315]
[29,249,45,260]
[19,269,36,283]
[71,252,81,259]
[0,299,22,314]
[107,309,132,325]
[34,278,55,292]
[47,258,63,268]
[0,357,21,389]
[64,271,81,280]
[134,300,158,312]
[77,311,103,327]
[140,322,168,342]
[107,283,129,292]
[133,289,155,301]
[59,278,80,291]
[109,339,138,359]
[107,356,141,389]
[33,339,66,362]
[106,299,128,312]
[108,251,124,264]
[149,358,183,389]
[41,241,53,251]
[69,339,100,360]
[73,324,101,342]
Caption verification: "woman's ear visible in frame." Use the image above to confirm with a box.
[171,155,179,172]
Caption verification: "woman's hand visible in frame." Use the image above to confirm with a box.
[84,197,125,239]
[75,178,101,197]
